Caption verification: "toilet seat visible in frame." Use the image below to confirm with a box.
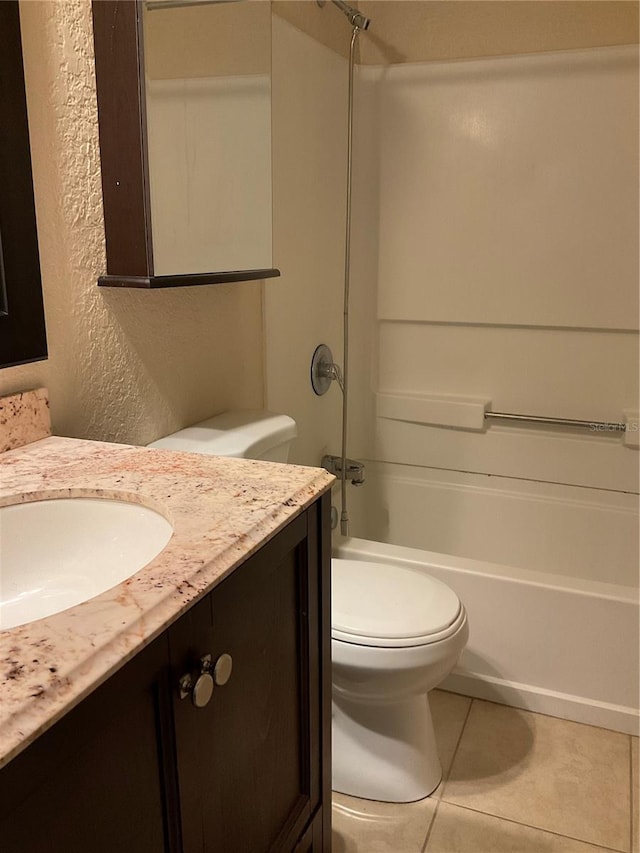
[332,559,463,648]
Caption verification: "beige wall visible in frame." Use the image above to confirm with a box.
[144,0,270,79]
[0,1,264,445]
[265,15,347,467]
[272,0,351,62]
[357,0,640,64]
[274,0,639,64]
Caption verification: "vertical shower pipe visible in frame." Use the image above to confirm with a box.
[340,24,360,537]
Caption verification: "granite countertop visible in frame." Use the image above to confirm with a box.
[0,401,333,769]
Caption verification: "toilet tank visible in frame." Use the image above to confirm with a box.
[148,410,297,463]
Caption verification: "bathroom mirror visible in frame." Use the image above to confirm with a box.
[0,2,47,367]
[92,0,278,288]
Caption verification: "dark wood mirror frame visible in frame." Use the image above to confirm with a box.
[0,1,47,368]
[91,1,280,289]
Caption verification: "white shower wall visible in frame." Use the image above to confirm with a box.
[266,16,348,467]
[347,45,639,584]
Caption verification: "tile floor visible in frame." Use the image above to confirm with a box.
[332,691,639,853]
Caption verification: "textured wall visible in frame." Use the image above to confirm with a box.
[0,1,264,445]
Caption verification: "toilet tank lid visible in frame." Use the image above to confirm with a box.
[148,410,297,458]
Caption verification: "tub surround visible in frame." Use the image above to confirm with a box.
[0,399,333,769]
[337,537,640,736]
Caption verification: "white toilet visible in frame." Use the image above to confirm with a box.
[150,410,468,803]
[332,559,468,802]
[149,409,297,462]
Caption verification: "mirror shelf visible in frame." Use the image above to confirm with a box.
[98,269,280,289]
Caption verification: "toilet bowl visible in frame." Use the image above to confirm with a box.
[149,411,468,803]
[332,558,468,802]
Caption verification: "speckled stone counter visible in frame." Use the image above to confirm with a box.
[0,413,333,768]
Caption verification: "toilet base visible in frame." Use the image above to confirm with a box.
[332,692,442,802]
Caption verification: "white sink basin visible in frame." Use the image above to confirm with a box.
[0,497,174,631]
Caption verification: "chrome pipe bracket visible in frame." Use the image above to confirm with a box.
[322,454,365,486]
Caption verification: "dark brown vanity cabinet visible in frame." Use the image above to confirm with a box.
[169,506,329,853]
[0,495,331,853]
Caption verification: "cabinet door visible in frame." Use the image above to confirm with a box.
[169,510,322,852]
[293,812,325,853]
[0,634,179,853]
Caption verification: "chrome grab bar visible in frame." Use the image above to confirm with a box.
[485,412,626,432]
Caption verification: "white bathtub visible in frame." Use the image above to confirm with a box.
[335,536,639,735]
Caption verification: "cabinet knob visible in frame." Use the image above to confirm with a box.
[213,653,233,686]
[191,672,214,708]
[178,654,215,708]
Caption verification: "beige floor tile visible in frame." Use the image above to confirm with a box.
[442,700,631,851]
[429,690,472,799]
[430,690,472,778]
[332,792,436,853]
[633,737,638,853]
[426,802,617,853]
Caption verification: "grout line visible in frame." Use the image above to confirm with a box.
[630,735,634,853]
[438,801,630,853]
[441,696,475,789]
[421,798,440,852]
[421,697,475,852]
